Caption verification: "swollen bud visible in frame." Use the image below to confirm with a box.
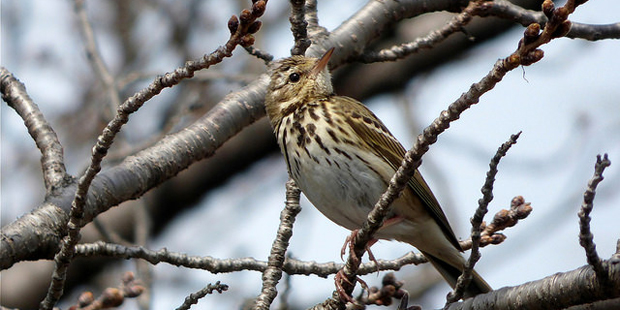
[228,15,239,34]
[552,7,569,24]
[523,23,541,45]
[252,0,266,17]
[521,49,544,66]
[542,0,554,19]
[239,9,252,25]
[78,292,95,307]
[247,21,262,34]
[101,288,123,308]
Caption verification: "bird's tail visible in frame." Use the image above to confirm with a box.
[421,251,492,298]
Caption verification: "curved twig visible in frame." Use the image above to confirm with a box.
[446,132,521,304]
[0,67,72,194]
[72,241,425,277]
[175,282,228,310]
[578,154,611,287]
[479,0,620,41]
[74,0,121,114]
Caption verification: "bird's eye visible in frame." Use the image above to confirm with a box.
[289,72,300,83]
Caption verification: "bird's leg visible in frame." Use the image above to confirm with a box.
[334,269,369,304]
[381,215,405,228]
[340,229,378,263]
[334,270,356,303]
[341,216,406,264]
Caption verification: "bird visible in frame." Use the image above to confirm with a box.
[264,47,491,298]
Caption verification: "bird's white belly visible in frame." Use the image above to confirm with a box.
[291,141,392,231]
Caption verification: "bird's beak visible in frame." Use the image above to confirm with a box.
[311,47,334,76]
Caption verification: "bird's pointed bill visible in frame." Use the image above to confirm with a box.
[311,47,335,76]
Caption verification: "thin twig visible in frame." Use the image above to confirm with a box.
[254,179,302,309]
[92,218,128,245]
[478,0,620,41]
[0,68,72,194]
[39,3,268,308]
[578,154,611,286]
[67,272,144,310]
[304,0,328,39]
[359,0,481,63]
[74,0,121,115]
[458,196,532,251]
[175,281,228,310]
[134,200,153,310]
[73,241,428,276]
[446,132,521,304]
[244,45,275,64]
[289,0,312,55]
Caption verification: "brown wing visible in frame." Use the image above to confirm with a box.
[338,96,462,251]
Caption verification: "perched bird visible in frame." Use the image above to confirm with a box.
[264,48,491,298]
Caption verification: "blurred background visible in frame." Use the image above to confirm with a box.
[2,0,619,309]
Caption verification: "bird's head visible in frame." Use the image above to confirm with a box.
[265,48,335,125]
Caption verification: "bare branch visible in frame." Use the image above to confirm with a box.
[40,3,269,308]
[447,132,521,304]
[73,0,121,114]
[175,282,228,310]
[325,0,466,68]
[244,46,274,64]
[579,154,612,286]
[73,241,427,277]
[253,179,302,309]
[358,0,480,63]
[0,67,72,194]
[304,0,328,39]
[479,0,620,41]
[444,262,620,310]
[289,0,311,55]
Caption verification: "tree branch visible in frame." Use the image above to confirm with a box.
[479,0,620,41]
[72,241,425,277]
[73,0,121,115]
[447,132,521,304]
[253,179,302,309]
[1,67,73,194]
[578,154,612,287]
[444,261,620,310]
[175,281,228,310]
[358,0,480,63]
[289,0,311,55]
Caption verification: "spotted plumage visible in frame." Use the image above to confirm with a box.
[264,48,492,298]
